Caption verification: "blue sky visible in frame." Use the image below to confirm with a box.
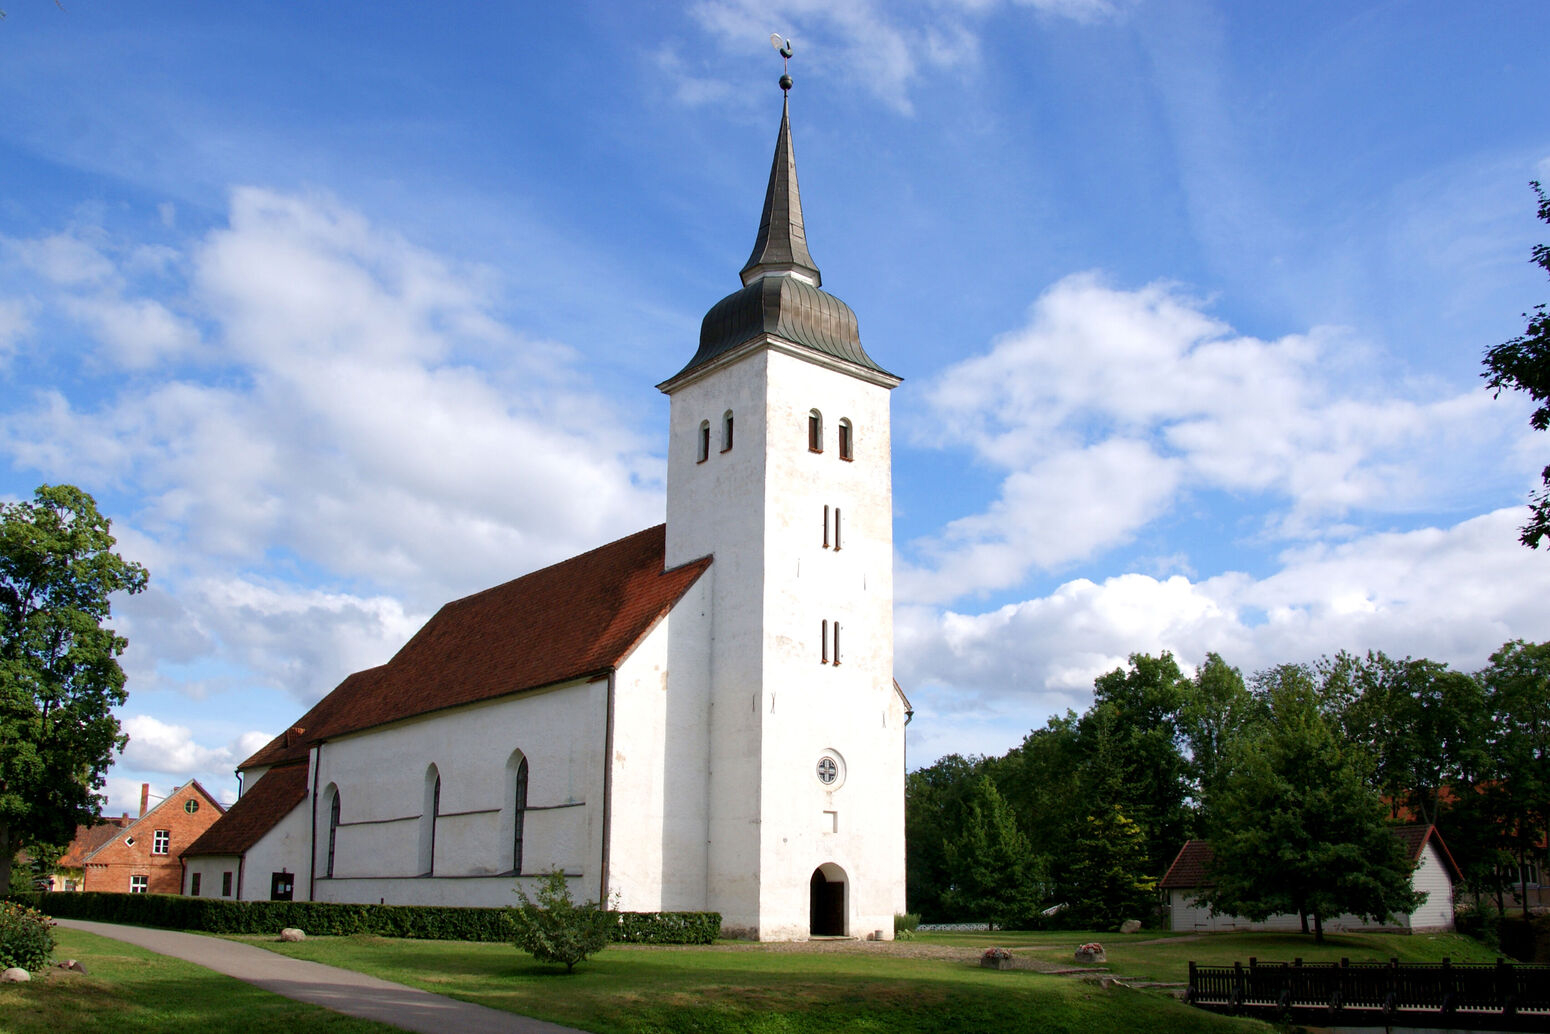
[2,0,1547,814]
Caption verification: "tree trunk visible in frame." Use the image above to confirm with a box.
[1518,845,1531,919]
[1312,912,1324,943]
[1299,910,1309,935]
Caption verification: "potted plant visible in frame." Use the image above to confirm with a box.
[981,947,1015,970]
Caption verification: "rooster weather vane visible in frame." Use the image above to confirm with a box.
[770,33,794,92]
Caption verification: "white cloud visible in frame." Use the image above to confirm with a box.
[905,273,1537,603]
[680,0,1118,114]
[899,506,1550,752]
[0,298,31,360]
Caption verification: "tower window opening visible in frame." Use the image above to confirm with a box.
[697,421,710,463]
[838,419,853,461]
[833,621,841,666]
[823,505,830,548]
[722,410,734,452]
[808,410,823,452]
[821,619,828,664]
[834,507,841,551]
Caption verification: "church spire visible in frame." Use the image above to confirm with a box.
[739,79,821,288]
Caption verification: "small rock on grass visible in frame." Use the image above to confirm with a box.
[2,967,30,983]
[1119,919,1142,934]
[56,959,88,974]
[279,928,306,942]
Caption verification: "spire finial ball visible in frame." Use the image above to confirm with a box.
[780,73,793,92]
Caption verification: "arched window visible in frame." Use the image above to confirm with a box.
[513,756,529,875]
[326,786,341,878]
[838,419,853,461]
[420,765,440,876]
[808,410,823,452]
[722,410,734,452]
[697,421,710,463]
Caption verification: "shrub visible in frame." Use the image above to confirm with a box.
[894,912,920,935]
[0,900,55,971]
[511,870,615,971]
[3,891,719,946]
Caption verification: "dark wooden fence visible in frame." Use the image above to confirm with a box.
[1188,956,1550,1031]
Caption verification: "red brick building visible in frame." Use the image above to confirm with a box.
[82,781,225,894]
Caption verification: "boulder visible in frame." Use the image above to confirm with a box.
[279,928,306,942]
[1119,919,1142,934]
[1,968,30,983]
[56,959,88,974]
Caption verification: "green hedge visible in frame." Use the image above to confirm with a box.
[6,892,720,945]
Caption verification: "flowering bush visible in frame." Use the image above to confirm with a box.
[1078,942,1104,954]
[982,947,1013,960]
[0,901,55,972]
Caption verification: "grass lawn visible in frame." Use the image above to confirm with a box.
[0,927,398,1034]
[229,932,1275,1034]
[915,927,1503,984]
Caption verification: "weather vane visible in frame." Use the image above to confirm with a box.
[769,33,793,92]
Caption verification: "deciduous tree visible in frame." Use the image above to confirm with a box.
[1483,181,1550,548]
[0,484,148,891]
[1201,665,1421,942]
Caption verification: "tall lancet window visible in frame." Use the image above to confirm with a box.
[420,765,440,876]
[722,410,735,452]
[808,410,823,452]
[326,787,341,878]
[512,755,529,875]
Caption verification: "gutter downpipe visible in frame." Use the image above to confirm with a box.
[308,743,321,902]
[600,669,617,907]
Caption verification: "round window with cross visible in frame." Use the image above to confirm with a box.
[815,752,845,788]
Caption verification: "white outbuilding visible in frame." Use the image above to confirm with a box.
[1159,825,1462,934]
[183,79,910,941]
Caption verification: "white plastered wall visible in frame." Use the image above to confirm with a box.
[239,796,312,900]
[663,338,906,939]
[308,677,606,908]
[183,854,241,898]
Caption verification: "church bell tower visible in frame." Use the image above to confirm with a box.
[658,64,907,940]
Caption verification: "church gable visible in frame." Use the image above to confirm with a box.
[183,760,309,858]
[242,524,711,769]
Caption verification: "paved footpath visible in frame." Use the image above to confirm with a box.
[57,919,587,1034]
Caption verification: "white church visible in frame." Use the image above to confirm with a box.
[183,79,911,941]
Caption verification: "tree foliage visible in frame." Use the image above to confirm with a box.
[940,774,1042,928]
[1058,804,1157,931]
[1483,181,1550,548]
[510,869,615,971]
[0,484,148,892]
[1201,665,1422,941]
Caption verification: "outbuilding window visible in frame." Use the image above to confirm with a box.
[130,875,148,894]
[191,872,202,897]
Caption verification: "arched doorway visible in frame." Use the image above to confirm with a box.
[809,863,847,937]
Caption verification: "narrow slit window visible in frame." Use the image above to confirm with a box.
[838,419,853,461]
[697,421,710,463]
[327,790,341,878]
[808,410,823,452]
[821,619,829,664]
[722,410,734,452]
[834,507,841,551]
[513,756,529,875]
[833,621,841,666]
[823,505,830,548]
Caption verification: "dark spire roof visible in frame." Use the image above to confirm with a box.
[661,90,898,390]
[740,95,821,287]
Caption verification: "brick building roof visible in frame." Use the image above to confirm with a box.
[57,816,134,868]
[242,524,711,769]
[1159,824,1462,889]
[183,761,309,857]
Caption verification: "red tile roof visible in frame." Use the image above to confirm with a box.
[183,761,310,857]
[1160,824,1462,889]
[242,524,711,769]
[58,817,134,868]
